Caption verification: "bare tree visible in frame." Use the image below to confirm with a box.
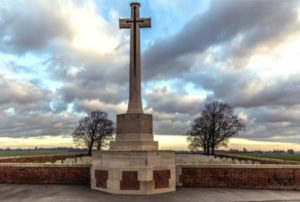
[94,118,114,150]
[187,101,245,155]
[73,111,114,156]
[187,116,211,154]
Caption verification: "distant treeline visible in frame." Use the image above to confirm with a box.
[0,147,87,152]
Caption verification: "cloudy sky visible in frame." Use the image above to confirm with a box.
[0,0,300,150]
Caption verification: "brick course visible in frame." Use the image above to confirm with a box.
[0,166,90,184]
[180,167,300,190]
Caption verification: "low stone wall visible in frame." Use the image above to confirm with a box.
[2,154,300,190]
[0,154,87,163]
[177,165,300,190]
[0,164,90,184]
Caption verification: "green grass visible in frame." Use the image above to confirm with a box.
[0,150,79,157]
[232,153,300,162]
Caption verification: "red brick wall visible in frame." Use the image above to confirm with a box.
[180,167,300,190]
[0,154,87,163]
[0,166,90,184]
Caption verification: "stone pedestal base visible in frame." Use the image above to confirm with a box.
[91,150,176,195]
[110,141,158,151]
[110,113,158,151]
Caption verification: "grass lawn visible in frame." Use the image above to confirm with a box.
[0,150,79,157]
[232,153,300,162]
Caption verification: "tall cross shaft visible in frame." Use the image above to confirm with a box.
[119,2,151,113]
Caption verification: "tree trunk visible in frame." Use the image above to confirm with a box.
[87,140,94,156]
[206,145,210,155]
[97,141,101,150]
[96,137,102,150]
[211,144,215,155]
[87,145,92,156]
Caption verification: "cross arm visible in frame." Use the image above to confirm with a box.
[139,18,151,28]
[119,19,131,29]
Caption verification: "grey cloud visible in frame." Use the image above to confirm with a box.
[0,75,48,105]
[144,85,205,135]
[152,112,193,135]
[50,101,67,113]
[72,99,124,120]
[142,0,299,80]
[49,51,129,84]
[189,70,300,108]
[60,81,128,104]
[241,120,300,142]
[246,106,300,124]
[0,111,79,138]
[0,1,72,54]
[145,86,205,115]
[154,119,190,135]
[45,42,130,105]
[51,60,129,105]
[0,73,79,138]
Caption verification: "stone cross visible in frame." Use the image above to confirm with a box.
[92,3,175,195]
[119,2,151,114]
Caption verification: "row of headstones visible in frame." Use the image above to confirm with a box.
[43,154,261,165]
[44,156,92,164]
[175,154,261,165]
[213,157,260,164]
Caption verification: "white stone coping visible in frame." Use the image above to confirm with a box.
[177,164,300,169]
[0,163,91,167]
[94,150,174,153]
[0,153,85,160]
[92,150,175,158]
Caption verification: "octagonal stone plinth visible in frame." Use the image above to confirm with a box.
[91,150,176,195]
